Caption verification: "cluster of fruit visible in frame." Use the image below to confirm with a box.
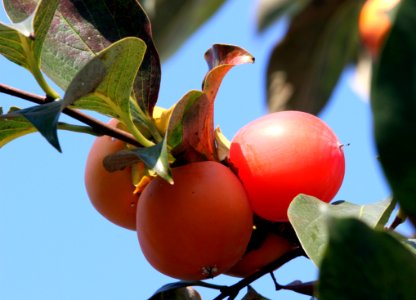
[84,110,345,280]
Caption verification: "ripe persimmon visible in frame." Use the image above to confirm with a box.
[136,161,253,280]
[225,233,293,278]
[359,0,400,57]
[229,111,345,222]
[85,119,142,230]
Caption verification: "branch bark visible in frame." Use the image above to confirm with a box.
[212,247,306,300]
[0,83,142,147]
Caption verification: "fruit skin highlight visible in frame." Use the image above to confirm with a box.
[85,119,140,230]
[229,111,345,222]
[136,161,253,280]
[359,0,400,57]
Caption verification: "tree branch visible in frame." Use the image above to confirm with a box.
[0,83,142,147]
[212,247,306,300]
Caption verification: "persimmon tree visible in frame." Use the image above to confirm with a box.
[0,0,415,299]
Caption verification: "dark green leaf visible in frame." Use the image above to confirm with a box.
[318,218,416,300]
[0,107,97,148]
[5,101,63,152]
[0,0,58,70]
[266,0,362,115]
[4,0,161,114]
[140,0,226,61]
[104,137,172,183]
[288,194,396,266]
[149,287,201,300]
[134,139,172,183]
[256,0,311,31]
[241,286,270,300]
[371,0,416,222]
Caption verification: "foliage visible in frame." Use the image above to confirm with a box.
[0,0,415,299]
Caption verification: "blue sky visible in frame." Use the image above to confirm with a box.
[0,0,394,299]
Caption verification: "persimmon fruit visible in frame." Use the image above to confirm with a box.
[225,233,293,278]
[136,161,253,280]
[359,0,400,57]
[229,111,345,222]
[85,119,141,230]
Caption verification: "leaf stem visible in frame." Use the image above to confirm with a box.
[388,207,407,230]
[0,83,142,147]
[123,116,155,147]
[30,65,61,100]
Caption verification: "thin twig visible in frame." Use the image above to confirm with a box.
[212,247,305,300]
[0,83,142,147]
[269,272,281,290]
[281,280,316,297]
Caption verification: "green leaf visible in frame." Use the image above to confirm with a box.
[0,107,37,147]
[166,45,254,163]
[0,37,147,151]
[287,195,396,267]
[4,101,63,152]
[133,139,172,183]
[4,0,161,114]
[266,0,362,115]
[318,218,416,300]
[140,0,226,61]
[0,0,58,67]
[256,0,311,31]
[103,138,172,183]
[0,0,59,97]
[68,37,153,147]
[0,106,97,148]
[371,0,416,222]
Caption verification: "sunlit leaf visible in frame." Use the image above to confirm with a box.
[67,37,152,146]
[266,0,362,115]
[318,218,416,300]
[140,0,226,61]
[0,107,36,147]
[4,0,161,114]
[256,0,311,31]
[68,37,145,116]
[0,0,58,73]
[288,195,396,267]
[371,0,416,222]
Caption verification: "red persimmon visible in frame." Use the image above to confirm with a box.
[229,111,345,222]
[85,119,141,230]
[136,161,253,280]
